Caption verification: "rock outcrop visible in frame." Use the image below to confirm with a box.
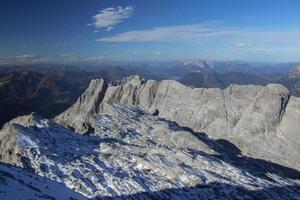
[0,113,40,164]
[55,79,107,133]
[55,75,300,170]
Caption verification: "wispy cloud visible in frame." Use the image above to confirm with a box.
[236,43,252,48]
[15,54,36,59]
[58,54,105,63]
[97,23,300,49]
[0,55,49,65]
[154,51,163,56]
[0,54,107,66]
[88,6,134,31]
[97,23,236,42]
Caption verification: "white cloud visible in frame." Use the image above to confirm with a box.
[96,23,300,49]
[0,54,107,66]
[97,23,236,42]
[96,24,300,62]
[89,6,134,31]
[58,55,104,62]
[15,54,35,59]
[236,43,252,48]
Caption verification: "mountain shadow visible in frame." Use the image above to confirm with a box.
[103,183,300,200]
[158,118,300,181]
[102,117,300,199]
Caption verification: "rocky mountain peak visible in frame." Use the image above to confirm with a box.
[54,78,107,133]
[55,76,299,170]
[110,75,147,86]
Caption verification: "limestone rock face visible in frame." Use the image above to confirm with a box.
[0,113,40,164]
[279,96,300,145]
[55,75,300,170]
[55,79,107,133]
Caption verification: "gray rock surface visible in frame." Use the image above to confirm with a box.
[1,104,300,199]
[0,113,39,164]
[55,75,300,170]
[55,79,107,133]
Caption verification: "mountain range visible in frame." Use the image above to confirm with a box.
[1,60,300,128]
[0,75,299,199]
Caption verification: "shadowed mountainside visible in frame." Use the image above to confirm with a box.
[105,183,300,200]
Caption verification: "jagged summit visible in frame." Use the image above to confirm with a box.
[55,78,107,133]
[110,75,147,86]
[55,75,299,170]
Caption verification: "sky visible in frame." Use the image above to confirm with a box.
[0,0,300,64]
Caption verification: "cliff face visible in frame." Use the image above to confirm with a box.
[55,75,300,170]
[55,79,108,133]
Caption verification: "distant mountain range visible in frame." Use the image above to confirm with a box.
[121,60,300,98]
[177,65,300,97]
[1,59,300,127]
[179,71,270,88]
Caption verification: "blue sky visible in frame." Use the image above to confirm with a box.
[0,0,300,64]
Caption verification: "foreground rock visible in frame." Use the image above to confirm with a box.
[1,105,300,199]
[56,76,300,170]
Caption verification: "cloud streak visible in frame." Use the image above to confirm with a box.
[0,55,107,66]
[237,43,252,48]
[89,6,134,31]
[97,23,300,49]
[97,23,238,42]
[0,55,49,65]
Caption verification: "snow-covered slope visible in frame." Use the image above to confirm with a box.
[1,104,300,199]
[0,163,87,200]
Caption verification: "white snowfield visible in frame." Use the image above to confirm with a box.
[0,104,300,199]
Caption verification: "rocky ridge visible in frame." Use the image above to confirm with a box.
[55,75,300,170]
[0,105,300,199]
